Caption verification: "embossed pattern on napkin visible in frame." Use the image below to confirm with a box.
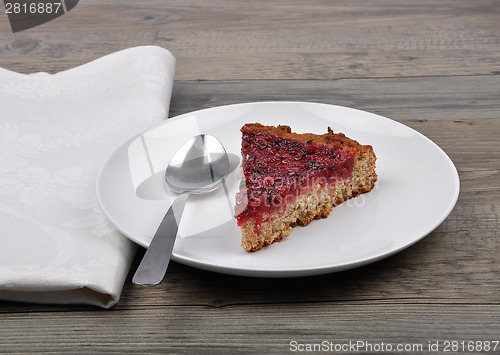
[0,46,175,308]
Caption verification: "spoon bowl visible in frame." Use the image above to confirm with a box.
[165,135,230,194]
[132,134,229,287]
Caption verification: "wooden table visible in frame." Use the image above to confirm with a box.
[1,1,499,353]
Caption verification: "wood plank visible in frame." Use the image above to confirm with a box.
[1,304,499,353]
[169,76,500,121]
[0,0,498,79]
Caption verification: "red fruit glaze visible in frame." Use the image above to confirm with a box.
[234,128,355,227]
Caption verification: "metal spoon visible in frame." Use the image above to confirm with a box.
[132,134,229,286]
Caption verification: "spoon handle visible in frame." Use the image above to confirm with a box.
[132,192,191,286]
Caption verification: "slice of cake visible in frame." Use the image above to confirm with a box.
[234,123,377,252]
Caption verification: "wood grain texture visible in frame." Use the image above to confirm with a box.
[169,76,500,120]
[0,0,499,79]
[2,304,499,353]
[1,0,499,353]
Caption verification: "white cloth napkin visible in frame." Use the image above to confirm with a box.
[0,46,176,308]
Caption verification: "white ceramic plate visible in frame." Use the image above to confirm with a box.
[96,102,459,277]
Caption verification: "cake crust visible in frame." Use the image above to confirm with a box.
[244,123,366,152]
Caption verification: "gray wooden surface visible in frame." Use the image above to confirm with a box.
[1,0,499,353]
